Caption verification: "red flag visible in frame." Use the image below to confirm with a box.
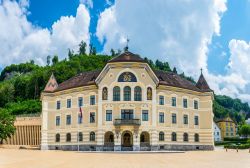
[79,107,83,119]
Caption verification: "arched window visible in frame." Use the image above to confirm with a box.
[134,86,142,101]
[159,132,164,141]
[90,132,95,141]
[113,86,120,101]
[66,133,71,142]
[194,133,199,142]
[102,87,108,100]
[124,86,131,101]
[78,132,83,142]
[171,132,177,141]
[55,133,60,142]
[183,133,188,142]
[147,87,152,100]
[118,72,137,82]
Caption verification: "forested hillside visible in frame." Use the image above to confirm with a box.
[0,42,249,124]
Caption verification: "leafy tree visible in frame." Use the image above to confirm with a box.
[46,55,51,66]
[0,109,15,143]
[30,60,35,64]
[79,41,87,55]
[239,124,250,138]
[68,49,74,60]
[110,49,115,56]
[52,55,59,65]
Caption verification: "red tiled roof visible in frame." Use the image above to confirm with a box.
[108,51,146,63]
[54,70,101,92]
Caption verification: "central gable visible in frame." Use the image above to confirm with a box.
[95,62,159,86]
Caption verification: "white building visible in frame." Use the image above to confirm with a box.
[213,121,221,142]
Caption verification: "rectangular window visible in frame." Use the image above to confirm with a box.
[78,97,83,107]
[194,116,199,125]
[183,98,188,108]
[90,95,95,105]
[90,112,95,123]
[172,113,177,124]
[159,112,164,123]
[159,96,164,105]
[67,99,71,108]
[194,100,198,109]
[56,116,60,126]
[183,114,188,124]
[142,110,149,121]
[56,101,61,110]
[172,97,176,107]
[106,110,112,121]
[121,110,134,120]
[66,115,71,125]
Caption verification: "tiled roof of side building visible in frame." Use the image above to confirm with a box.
[108,51,146,63]
[154,70,204,92]
[54,70,101,92]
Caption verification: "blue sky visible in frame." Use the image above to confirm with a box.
[1,0,250,102]
[23,0,249,75]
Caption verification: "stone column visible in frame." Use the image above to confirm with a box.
[133,132,140,151]
[151,88,158,151]
[96,89,104,151]
[150,130,158,151]
[114,130,121,151]
[41,101,49,150]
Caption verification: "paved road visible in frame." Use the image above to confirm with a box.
[0,148,249,168]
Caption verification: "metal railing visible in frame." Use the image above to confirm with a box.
[114,119,141,126]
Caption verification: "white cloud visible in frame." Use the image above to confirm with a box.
[212,39,250,103]
[96,0,227,77]
[79,0,93,9]
[0,1,90,66]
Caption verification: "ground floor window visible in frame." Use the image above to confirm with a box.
[78,132,83,142]
[172,132,177,141]
[194,133,199,142]
[66,133,71,142]
[55,133,60,142]
[90,132,95,141]
[159,132,164,141]
[183,133,188,142]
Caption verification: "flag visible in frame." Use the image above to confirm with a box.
[78,107,82,124]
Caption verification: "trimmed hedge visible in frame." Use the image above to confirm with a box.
[223,137,248,142]
[224,143,250,149]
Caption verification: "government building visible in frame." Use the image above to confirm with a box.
[41,51,214,151]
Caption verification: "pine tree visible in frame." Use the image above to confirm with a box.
[79,41,87,55]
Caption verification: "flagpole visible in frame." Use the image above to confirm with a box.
[77,113,79,152]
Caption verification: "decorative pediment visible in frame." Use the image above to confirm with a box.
[119,103,135,109]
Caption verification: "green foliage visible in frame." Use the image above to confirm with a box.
[0,108,15,142]
[5,100,41,116]
[238,124,250,137]
[213,95,249,124]
[224,143,250,149]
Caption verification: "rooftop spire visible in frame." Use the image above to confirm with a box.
[124,37,129,52]
[196,69,212,92]
[44,73,58,92]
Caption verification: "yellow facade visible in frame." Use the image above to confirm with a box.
[216,117,236,140]
[41,52,214,151]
